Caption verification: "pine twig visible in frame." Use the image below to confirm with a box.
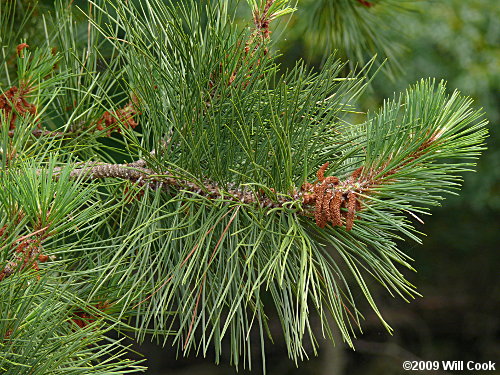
[7,129,66,138]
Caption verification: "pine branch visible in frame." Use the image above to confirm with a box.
[50,161,294,208]
[42,113,458,233]
[5,96,140,139]
[7,128,65,138]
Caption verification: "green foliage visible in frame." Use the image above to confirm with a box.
[0,272,145,374]
[0,0,488,373]
[246,0,296,19]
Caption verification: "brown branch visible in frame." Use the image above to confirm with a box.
[245,0,275,55]
[52,162,292,209]
[29,133,438,234]
[365,133,440,185]
[13,226,49,244]
[46,160,361,229]
[7,129,67,138]
[5,98,140,139]
[48,158,364,232]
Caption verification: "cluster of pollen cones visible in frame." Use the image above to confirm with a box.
[301,163,365,231]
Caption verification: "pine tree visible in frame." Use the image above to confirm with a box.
[0,0,488,373]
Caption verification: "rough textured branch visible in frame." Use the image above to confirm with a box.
[7,129,66,138]
[42,132,439,231]
[60,162,293,209]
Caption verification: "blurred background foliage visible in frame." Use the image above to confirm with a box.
[5,0,499,373]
